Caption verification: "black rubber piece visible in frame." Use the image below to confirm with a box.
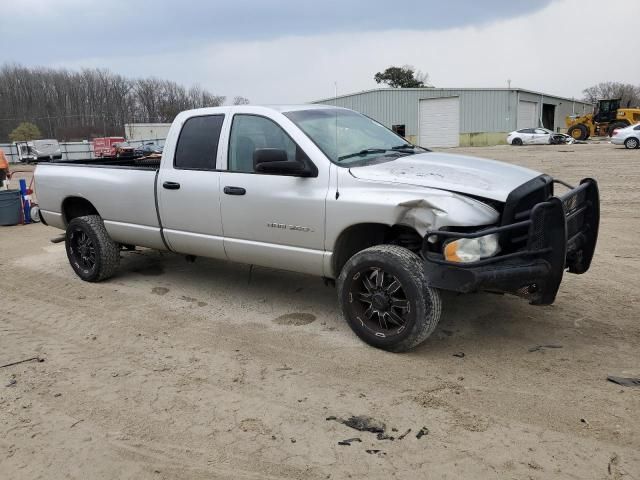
[65,215,120,282]
[337,245,442,352]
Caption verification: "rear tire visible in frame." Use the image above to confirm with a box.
[511,137,523,146]
[65,215,120,282]
[337,245,442,352]
[568,124,588,141]
[624,137,639,149]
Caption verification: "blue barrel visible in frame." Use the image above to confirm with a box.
[0,190,22,226]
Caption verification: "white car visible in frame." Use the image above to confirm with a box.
[611,123,640,149]
[507,128,569,146]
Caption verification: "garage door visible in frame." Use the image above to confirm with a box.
[517,101,538,129]
[419,97,460,148]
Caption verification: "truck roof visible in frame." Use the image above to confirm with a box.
[180,104,345,116]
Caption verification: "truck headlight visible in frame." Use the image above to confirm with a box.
[444,233,501,263]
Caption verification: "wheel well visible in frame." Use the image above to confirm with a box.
[332,223,423,278]
[62,197,99,226]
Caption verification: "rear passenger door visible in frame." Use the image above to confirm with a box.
[521,128,535,144]
[157,113,227,258]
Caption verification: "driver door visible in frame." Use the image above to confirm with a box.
[219,113,330,276]
[533,128,550,144]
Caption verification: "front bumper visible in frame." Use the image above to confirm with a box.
[423,177,600,305]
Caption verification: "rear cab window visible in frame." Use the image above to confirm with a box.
[174,115,225,170]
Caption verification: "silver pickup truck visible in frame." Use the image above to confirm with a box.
[35,105,600,352]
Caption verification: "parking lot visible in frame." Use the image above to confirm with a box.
[1,143,639,479]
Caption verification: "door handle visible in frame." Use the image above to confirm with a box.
[224,186,246,196]
[163,181,181,190]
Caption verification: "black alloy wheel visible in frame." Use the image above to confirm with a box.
[68,228,96,272]
[337,245,442,352]
[346,267,412,338]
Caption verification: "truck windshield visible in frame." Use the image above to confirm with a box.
[284,108,425,166]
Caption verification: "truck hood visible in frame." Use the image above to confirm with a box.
[349,152,541,202]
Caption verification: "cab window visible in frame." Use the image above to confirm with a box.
[174,115,224,170]
[228,114,303,173]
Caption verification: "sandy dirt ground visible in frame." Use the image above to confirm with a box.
[1,143,639,479]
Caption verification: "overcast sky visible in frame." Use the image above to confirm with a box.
[2,0,639,104]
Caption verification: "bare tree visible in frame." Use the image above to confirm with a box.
[0,64,230,142]
[582,82,640,108]
[233,96,250,105]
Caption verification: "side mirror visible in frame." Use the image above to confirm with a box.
[253,148,312,176]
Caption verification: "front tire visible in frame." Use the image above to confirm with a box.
[568,124,588,141]
[511,137,523,146]
[624,137,639,149]
[65,215,120,282]
[337,245,442,352]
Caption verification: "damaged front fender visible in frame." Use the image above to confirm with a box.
[396,195,499,237]
[325,169,501,251]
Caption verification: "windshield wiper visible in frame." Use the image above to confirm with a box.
[338,148,389,161]
[392,143,415,150]
[392,144,427,152]
[337,145,425,162]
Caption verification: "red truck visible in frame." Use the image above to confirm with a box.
[93,137,136,158]
[93,137,125,158]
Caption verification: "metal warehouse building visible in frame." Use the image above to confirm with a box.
[313,88,593,147]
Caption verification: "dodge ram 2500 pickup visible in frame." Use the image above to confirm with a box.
[35,105,600,352]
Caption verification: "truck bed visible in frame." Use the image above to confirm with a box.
[50,156,161,170]
[34,160,166,250]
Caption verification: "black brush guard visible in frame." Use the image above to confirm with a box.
[423,177,600,305]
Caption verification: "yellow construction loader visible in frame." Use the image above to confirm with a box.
[566,99,640,140]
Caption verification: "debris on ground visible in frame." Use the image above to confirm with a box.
[6,377,17,387]
[327,415,386,434]
[452,352,465,358]
[580,418,591,428]
[337,438,362,446]
[70,419,84,428]
[527,461,543,470]
[327,415,426,448]
[608,454,619,476]
[528,344,563,352]
[0,356,44,369]
[607,376,640,387]
[366,449,385,455]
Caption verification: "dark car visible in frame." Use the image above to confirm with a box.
[134,142,163,157]
[113,142,136,158]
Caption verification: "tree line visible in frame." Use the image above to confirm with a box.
[582,82,640,108]
[0,64,248,142]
